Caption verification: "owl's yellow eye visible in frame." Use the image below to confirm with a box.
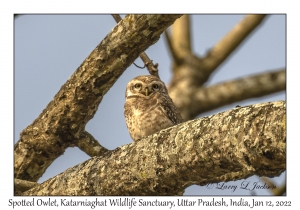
[152,84,159,90]
[134,83,142,89]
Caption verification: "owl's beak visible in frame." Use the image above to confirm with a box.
[145,87,149,96]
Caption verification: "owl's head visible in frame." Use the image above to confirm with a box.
[125,75,168,98]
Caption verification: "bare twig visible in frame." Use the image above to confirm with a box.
[132,62,146,69]
[139,52,160,78]
[74,131,109,157]
[111,14,160,78]
[111,14,122,23]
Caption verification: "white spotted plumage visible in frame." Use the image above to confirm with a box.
[124,75,183,141]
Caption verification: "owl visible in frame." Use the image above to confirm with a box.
[124,75,183,141]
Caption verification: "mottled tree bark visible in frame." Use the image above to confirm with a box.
[14,14,182,182]
[173,68,286,120]
[14,179,39,196]
[166,15,286,120]
[22,101,286,196]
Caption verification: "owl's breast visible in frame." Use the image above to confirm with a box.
[124,96,174,141]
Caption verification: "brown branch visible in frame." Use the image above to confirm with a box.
[111,14,122,23]
[274,182,286,196]
[22,101,286,196]
[14,179,39,195]
[111,14,160,78]
[171,14,192,58]
[260,177,286,196]
[174,68,285,120]
[202,14,267,75]
[164,15,193,67]
[14,14,182,182]
[168,15,269,117]
[164,30,181,65]
[139,52,160,78]
[74,131,109,157]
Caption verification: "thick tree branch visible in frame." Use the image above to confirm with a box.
[202,15,267,74]
[14,179,39,195]
[168,15,270,121]
[164,30,181,64]
[23,101,286,196]
[172,15,192,58]
[175,68,286,120]
[14,14,182,182]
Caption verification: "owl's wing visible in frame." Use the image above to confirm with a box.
[124,101,133,124]
[158,95,183,125]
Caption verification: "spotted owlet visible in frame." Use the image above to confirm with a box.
[124,75,183,141]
